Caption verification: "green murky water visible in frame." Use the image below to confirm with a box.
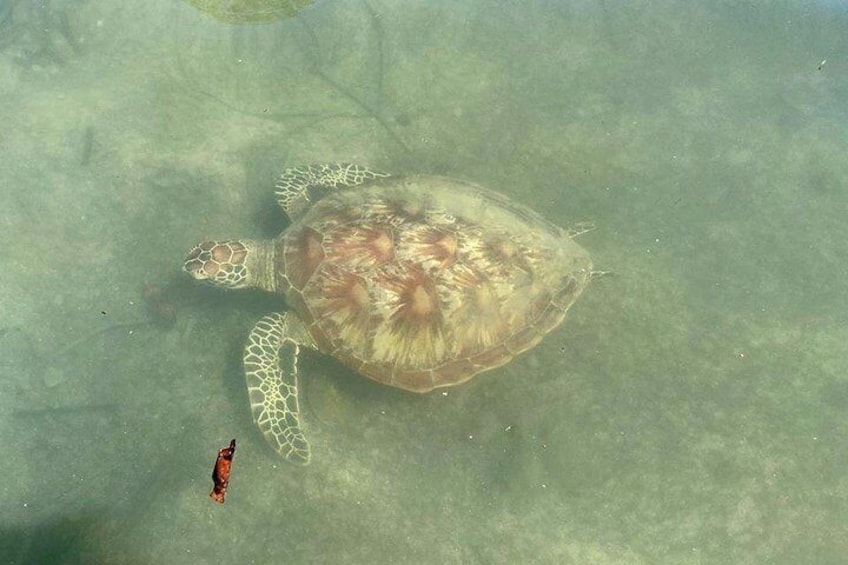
[1,1,847,563]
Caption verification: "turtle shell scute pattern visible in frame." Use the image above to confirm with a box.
[278,177,592,392]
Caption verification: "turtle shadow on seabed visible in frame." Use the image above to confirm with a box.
[174,0,413,158]
[0,424,206,564]
[0,512,103,564]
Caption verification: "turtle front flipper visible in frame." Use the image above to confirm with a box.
[274,163,390,220]
[243,312,313,465]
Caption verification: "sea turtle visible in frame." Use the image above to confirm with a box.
[184,164,595,464]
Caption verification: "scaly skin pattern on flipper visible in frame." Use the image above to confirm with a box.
[274,163,390,220]
[243,312,310,465]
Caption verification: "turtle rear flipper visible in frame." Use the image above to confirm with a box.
[243,312,311,465]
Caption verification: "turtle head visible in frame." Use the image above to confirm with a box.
[183,239,276,292]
